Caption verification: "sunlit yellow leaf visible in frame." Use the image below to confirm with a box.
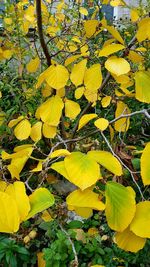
[99,44,125,57]
[5,182,30,222]
[0,191,20,233]
[14,119,31,140]
[134,71,150,103]
[101,96,112,108]
[26,188,55,220]
[110,0,125,6]
[70,59,87,87]
[65,99,81,120]
[88,150,122,176]
[115,227,146,252]
[84,64,102,90]
[26,57,40,73]
[105,182,136,232]
[94,118,109,131]
[79,7,88,16]
[105,25,124,44]
[51,161,70,180]
[42,123,57,138]
[65,55,81,66]
[141,142,150,185]
[30,122,42,142]
[84,88,98,103]
[45,64,69,90]
[130,9,139,22]
[75,86,85,99]
[136,18,150,42]
[130,201,150,238]
[0,181,7,191]
[114,101,130,132]
[78,114,98,131]
[84,20,99,38]
[67,188,105,211]
[64,152,101,190]
[36,96,64,126]
[105,57,130,76]
[8,116,24,128]
[50,149,71,158]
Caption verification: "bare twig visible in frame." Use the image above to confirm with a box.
[100,131,145,200]
[59,224,78,266]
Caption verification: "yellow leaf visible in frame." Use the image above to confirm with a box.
[115,227,146,252]
[101,96,112,108]
[114,101,130,132]
[141,142,150,186]
[105,25,124,44]
[134,71,150,103]
[105,57,130,76]
[128,51,143,63]
[70,59,87,87]
[41,210,53,222]
[0,191,20,233]
[30,122,42,142]
[50,149,71,158]
[45,64,69,90]
[94,118,109,131]
[136,18,150,42]
[26,188,55,220]
[110,0,125,6]
[75,86,85,99]
[65,99,81,120]
[65,55,81,66]
[99,44,125,57]
[4,17,12,25]
[42,123,57,138]
[35,96,64,126]
[79,7,88,16]
[8,115,24,128]
[26,57,40,73]
[73,207,93,219]
[5,182,30,222]
[84,64,102,90]
[130,9,139,22]
[0,181,7,191]
[64,152,101,190]
[84,20,99,38]
[130,201,150,238]
[84,88,98,103]
[14,119,31,140]
[66,188,105,211]
[37,252,46,267]
[31,162,43,172]
[78,114,97,131]
[51,161,70,180]
[105,182,136,232]
[88,150,122,176]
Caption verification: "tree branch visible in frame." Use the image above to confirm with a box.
[36,0,51,66]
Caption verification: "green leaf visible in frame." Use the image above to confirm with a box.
[26,188,55,220]
[105,182,136,232]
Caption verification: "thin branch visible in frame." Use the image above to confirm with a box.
[100,131,145,200]
[59,224,78,266]
[110,109,150,124]
[36,0,51,66]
